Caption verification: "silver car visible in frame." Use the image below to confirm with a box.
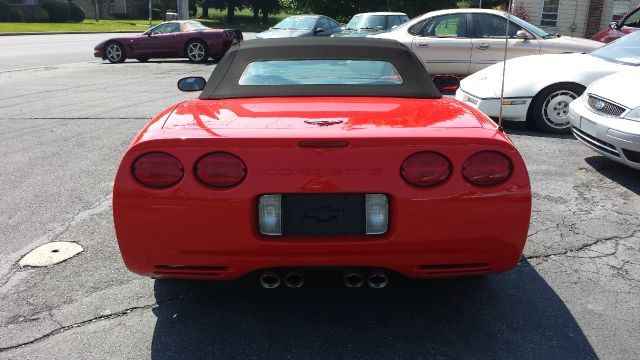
[373,9,603,76]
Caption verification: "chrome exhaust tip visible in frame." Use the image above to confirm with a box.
[367,271,389,289]
[284,271,305,288]
[343,271,365,288]
[259,271,281,289]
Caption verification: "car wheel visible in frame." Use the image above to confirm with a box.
[105,42,126,64]
[136,57,149,63]
[529,83,584,133]
[186,40,208,63]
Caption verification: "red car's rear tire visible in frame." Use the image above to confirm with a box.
[105,42,126,64]
[186,39,208,63]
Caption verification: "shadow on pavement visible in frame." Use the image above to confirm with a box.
[98,59,219,66]
[150,260,596,359]
[585,155,640,195]
[504,127,574,140]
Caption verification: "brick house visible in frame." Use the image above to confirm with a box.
[518,0,640,37]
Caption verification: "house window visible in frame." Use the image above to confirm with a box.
[612,0,631,21]
[541,0,560,27]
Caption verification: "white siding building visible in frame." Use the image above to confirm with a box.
[519,0,640,37]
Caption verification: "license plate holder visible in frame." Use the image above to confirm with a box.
[282,194,365,236]
[580,117,598,137]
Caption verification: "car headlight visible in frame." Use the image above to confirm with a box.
[624,107,640,121]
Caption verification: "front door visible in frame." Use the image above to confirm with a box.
[410,13,472,76]
[469,13,540,74]
[132,22,181,57]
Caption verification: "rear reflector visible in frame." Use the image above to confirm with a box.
[195,152,247,188]
[401,152,451,187]
[462,151,512,186]
[365,194,388,235]
[259,194,282,235]
[132,152,183,188]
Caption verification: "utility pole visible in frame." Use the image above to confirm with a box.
[177,0,188,19]
[148,0,152,27]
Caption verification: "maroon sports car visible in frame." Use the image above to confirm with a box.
[591,5,640,43]
[94,20,243,63]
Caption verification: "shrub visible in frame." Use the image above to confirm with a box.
[0,0,10,22]
[26,6,49,22]
[10,6,23,21]
[69,4,84,22]
[40,0,69,22]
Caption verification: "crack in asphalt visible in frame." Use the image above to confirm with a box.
[526,229,640,261]
[0,289,202,353]
[0,194,113,289]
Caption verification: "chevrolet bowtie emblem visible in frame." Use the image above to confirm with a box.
[304,119,344,126]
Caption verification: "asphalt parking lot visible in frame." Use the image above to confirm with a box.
[0,34,639,359]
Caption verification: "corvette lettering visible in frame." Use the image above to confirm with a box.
[263,169,384,176]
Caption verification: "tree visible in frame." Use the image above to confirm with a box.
[279,0,458,22]
[247,0,280,23]
[209,0,242,24]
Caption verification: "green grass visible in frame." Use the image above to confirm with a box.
[0,19,162,33]
[0,9,290,33]
[195,8,289,32]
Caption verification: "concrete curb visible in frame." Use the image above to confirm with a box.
[0,30,143,36]
[0,29,262,36]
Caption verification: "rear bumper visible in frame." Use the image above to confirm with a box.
[455,89,531,122]
[114,134,531,281]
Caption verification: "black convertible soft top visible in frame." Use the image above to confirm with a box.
[199,37,442,100]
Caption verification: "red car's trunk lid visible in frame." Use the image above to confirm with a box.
[162,97,489,139]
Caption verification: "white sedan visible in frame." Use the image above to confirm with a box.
[372,8,602,76]
[456,31,640,133]
[569,69,640,169]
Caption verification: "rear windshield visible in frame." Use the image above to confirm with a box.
[238,60,403,85]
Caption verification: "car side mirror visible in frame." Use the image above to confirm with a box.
[314,27,325,34]
[432,75,460,92]
[340,26,346,30]
[610,21,619,29]
[391,25,398,30]
[515,30,531,40]
[177,76,206,92]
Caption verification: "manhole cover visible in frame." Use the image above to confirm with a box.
[19,242,83,267]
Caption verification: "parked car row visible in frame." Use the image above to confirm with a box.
[93,10,639,169]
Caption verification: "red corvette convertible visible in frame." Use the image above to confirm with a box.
[113,38,531,288]
[94,20,242,64]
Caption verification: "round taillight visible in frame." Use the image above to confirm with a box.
[462,151,513,186]
[401,152,451,187]
[195,152,246,188]
[132,152,183,188]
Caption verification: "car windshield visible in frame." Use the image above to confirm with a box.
[272,16,316,30]
[238,60,403,85]
[590,31,640,65]
[508,14,552,38]
[346,15,386,30]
